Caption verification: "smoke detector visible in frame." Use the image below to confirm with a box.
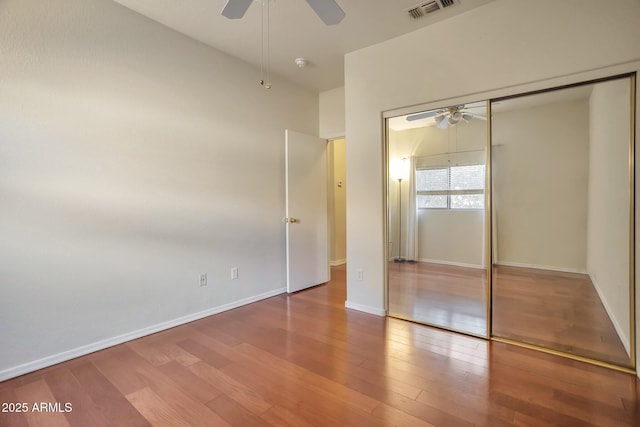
[294,57,309,68]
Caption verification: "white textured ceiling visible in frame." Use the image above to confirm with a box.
[112,0,494,92]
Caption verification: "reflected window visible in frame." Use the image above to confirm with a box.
[417,164,485,209]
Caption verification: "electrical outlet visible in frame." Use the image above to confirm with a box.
[231,267,238,280]
[199,273,207,286]
[357,269,363,281]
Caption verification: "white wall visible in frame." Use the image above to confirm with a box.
[587,78,632,351]
[492,99,589,272]
[319,86,345,139]
[344,0,640,320]
[388,119,486,267]
[418,209,484,267]
[0,0,318,379]
[413,118,487,158]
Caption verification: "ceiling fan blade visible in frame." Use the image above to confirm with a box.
[437,117,449,129]
[305,0,345,25]
[470,114,487,121]
[221,0,253,19]
[406,111,438,121]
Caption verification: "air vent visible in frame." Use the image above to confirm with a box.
[406,0,459,20]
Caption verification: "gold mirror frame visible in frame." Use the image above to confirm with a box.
[384,72,636,373]
[384,100,491,339]
[489,73,636,373]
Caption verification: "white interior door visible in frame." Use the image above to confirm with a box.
[285,129,329,293]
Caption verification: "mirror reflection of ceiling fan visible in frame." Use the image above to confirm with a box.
[406,105,487,129]
[221,0,346,25]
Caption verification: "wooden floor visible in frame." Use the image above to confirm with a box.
[2,265,640,426]
[388,262,487,336]
[493,265,630,367]
[389,261,630,367]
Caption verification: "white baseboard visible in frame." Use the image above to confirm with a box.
[0,287,286,382]
[418,258,484,270]
[330,259,346,266]
[344,300,386,316]
[589,275,630,357]
[496,261,586,275]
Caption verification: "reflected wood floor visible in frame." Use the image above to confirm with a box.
[388,262,487,336]
[1,265,639,426]
[389,261,630,367]
[493,265,630,367]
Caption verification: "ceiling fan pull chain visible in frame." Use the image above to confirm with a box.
[259,0,272,89]
[266,0,271,88]
[260,0,264,84]
[220,0,345,89]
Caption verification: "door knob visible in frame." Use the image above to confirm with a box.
[289,217,298,223]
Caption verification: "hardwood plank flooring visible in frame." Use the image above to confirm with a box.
[388,261,488,336]
[493,264,630,367]
[1,265,639,426]
[389,261,630,367]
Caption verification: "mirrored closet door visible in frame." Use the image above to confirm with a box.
[387,101,489,337]
[386,73,636,370]
[491,75,635,368]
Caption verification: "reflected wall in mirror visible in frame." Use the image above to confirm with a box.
[387,101,488,337]
[491,76,634,368]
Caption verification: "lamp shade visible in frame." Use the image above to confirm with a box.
[391,157,410,181]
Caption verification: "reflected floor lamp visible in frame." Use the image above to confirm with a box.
[392,158,410,263]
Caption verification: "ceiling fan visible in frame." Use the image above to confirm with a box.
[406,105,487,129]
[221,0,346,25]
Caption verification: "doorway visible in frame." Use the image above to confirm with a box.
[328,138,347,267]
